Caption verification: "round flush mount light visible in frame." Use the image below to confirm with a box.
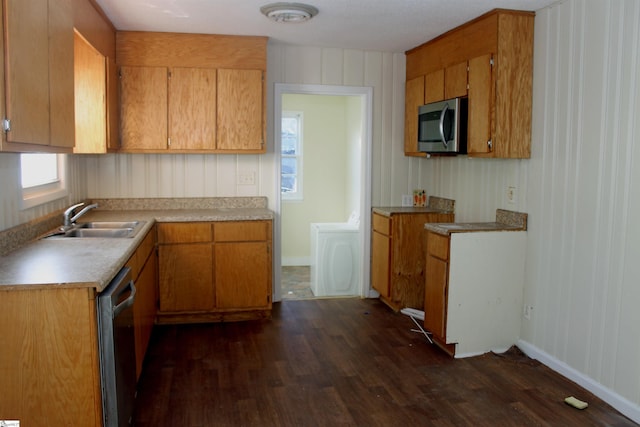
[260,2,319,23]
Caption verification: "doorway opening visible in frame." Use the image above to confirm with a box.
[273,84,373,302]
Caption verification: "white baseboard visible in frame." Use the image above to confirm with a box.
[517,339,640,424]
[281,256,310,267]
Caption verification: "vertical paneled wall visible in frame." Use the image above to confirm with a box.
[522,0,640,410]
[84,153,276,203]
[412,0,640,416]
[0,153,87,230]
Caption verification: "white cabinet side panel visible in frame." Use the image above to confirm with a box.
[448,231,526,357]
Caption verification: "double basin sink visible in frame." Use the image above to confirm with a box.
[47,221,145,239]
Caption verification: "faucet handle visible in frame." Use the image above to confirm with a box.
[63,203,85,228]
[64,202,85,216]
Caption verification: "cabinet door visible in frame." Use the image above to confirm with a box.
[48,0,75,148]
[158,243,214,312]
[424,69,444,103]
[120,66,168,150]
[403,75,425,155]
[3,0,74,149]
[133,249,157,379]
[0,288,102,426]
[467,53,494,155]
[216,69,264,152]
[215,241,270,308]
[168,67,217,150]
[371,230,391,298]
[106,56,120,151]
[424,254,448,339]
[4,0,49,145]
[444,61,468,99]
[74,32,106,153]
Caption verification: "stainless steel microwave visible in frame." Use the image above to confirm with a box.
[418,97,468,154]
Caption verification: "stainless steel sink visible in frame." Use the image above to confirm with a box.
[64,228,135,238]
[45,221,145,239]
[77,221,140,229]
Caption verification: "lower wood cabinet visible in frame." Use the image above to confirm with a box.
[0,287,103,426]
[0,224,161,425]
[157,220,272,323]
[126,225,158,379]
[371,209,454,311]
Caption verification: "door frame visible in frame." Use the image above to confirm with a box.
[272,83,373,302]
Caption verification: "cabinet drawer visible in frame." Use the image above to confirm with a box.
[372,213,391,235]
[214,221,270,242]
[157,222,211,243]
[427,231,449,261]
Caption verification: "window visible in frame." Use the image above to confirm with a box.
[281,111,303,201]
[20,153,67,209]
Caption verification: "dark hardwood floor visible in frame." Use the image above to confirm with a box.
[134,298,637,426]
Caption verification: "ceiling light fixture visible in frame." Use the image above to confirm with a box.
[260,2,319,23]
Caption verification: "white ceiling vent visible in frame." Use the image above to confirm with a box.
[260,2,319,23]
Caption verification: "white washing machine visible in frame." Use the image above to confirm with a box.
[310,219,360,297]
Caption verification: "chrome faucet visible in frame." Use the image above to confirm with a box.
[63,202,99,229]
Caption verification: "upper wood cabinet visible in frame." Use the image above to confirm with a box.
[169,67,217,150]
[1,0,118,153]
[120,66,168,151]
[467,54,493,155]
[404,9,534,158]
[216,68,264,152]
[424,69,444,103]
[74,31,107,153]
[117,32,267,153]
[1,0,75,152]
[403,76,425,156]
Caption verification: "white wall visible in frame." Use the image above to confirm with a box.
[420,0,640,420]
[525,0,640,418]
[345,96,363,218]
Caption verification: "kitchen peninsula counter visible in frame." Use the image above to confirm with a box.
[424,209,528,235]
[0,198,273,292]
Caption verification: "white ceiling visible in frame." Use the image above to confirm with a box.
[94,0,556,52]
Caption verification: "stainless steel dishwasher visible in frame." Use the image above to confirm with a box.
[98,267,137,427]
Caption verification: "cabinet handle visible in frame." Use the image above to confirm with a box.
[438,103,449,149]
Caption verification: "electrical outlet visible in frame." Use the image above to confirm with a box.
[523,305,533,320]
[401,195,412,207]
[507,186,517,204]
[237,172,255,185]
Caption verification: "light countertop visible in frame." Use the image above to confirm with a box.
[424,209,528,236]
[0,208,273,292]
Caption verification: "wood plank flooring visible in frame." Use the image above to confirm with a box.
[134,298,637,426]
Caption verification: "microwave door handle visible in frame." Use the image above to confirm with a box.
[438,104,449,148]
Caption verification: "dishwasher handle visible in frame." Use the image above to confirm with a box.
[112,280,136,318]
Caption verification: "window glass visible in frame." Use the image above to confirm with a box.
[281,112,303,200]
[21,153,59,188]
[20,153,67,209]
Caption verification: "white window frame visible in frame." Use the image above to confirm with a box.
[281,111,303,201]
[20,153,68,209]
